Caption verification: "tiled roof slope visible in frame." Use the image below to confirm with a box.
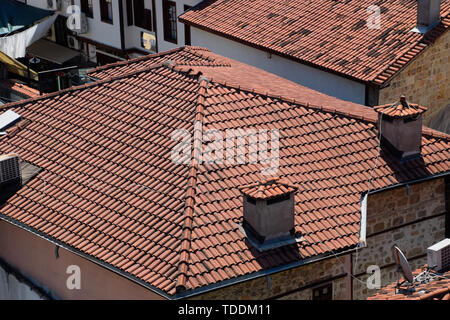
[87,46,229,80]
[0,50,449,297]
[368,267,450,300]
[180,0,450,85]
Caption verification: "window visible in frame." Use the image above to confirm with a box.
[134,0,152,31]
[163,0,177,43]
[312,283,332,300]
[184,5,191,45]
[126,0,153,31]
[126,0,133,26]
[100,0,113,24]
[80,0,93,18]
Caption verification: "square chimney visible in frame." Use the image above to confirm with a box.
[417,0,441,27]
[238,178,301,250]
[374,96,427,161]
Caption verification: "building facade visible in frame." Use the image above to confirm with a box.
[19,0,201,64]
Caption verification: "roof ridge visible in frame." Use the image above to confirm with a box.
[175,76,210,293]
[202,76,379,124]
[0,62,168,111]
[87,46,186,77]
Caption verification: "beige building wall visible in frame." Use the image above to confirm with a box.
[0,220,165,300]
[379,31,450,133]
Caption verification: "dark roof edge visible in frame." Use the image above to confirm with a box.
[173,245,358,299]
[180,11,450,87]
[178,17,371,86]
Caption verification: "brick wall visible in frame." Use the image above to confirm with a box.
[352,178,447,299]
[378,31,449,133]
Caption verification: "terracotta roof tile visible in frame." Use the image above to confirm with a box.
[374,95,428,118]
[368,267,450,300]
[0,48,448,297]
[180,0,450,84]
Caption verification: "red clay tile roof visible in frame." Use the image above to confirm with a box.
[0,80,40,98]
[374,95,428,118]
[180,0,450,85]
[368,266,450,300]
[239,178,297,200]
[0,48,449,297]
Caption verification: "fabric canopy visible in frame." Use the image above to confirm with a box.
[0,0,57,59]
[0,0,54,35]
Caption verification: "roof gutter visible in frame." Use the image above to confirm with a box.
[173,245,359,300]
[367,171,450,195]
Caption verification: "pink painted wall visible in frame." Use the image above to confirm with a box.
[0,220,166,300]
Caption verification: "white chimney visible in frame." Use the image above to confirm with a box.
[374,96,427,161]
[417,0,441,27]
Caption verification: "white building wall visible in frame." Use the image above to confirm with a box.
[155,0,201,52]
[0,264,47,300]
[190,27,367,105]
[73,0,122,49]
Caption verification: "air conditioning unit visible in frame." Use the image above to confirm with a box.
[427,238,450,272]
[0,154,21,186]
[67,35,81,50]
[47,0,61,11]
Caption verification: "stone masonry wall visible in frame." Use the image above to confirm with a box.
[352,178,447,299]
[190,255,349,300]
[379,31,449,133]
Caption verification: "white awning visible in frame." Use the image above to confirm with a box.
[27,39,80,65]
[0,13,57,59]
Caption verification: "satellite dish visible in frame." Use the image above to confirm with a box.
[392,245,414,284]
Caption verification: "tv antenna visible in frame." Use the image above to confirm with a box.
[392,245,414,292]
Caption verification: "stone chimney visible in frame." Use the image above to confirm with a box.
[417,0,441,27]
[374,96,427,161]
[239,178,297,248]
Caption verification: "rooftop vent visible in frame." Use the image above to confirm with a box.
[427,238,450,272]
[238,178,302,251]
[0,153,21,186]
[413,0,441,33]
[374,96,427,161]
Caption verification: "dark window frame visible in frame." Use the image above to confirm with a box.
[80,0,93,18]
[100,0,114,24]
[126,0,134,26]
[163,0,177,44]
[184,5,191,45]
[312,283,333,300]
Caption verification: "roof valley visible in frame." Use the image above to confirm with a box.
[175,76,210,293]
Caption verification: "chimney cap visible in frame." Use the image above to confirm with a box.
[239,177,298,200]
[374,96,427,118]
